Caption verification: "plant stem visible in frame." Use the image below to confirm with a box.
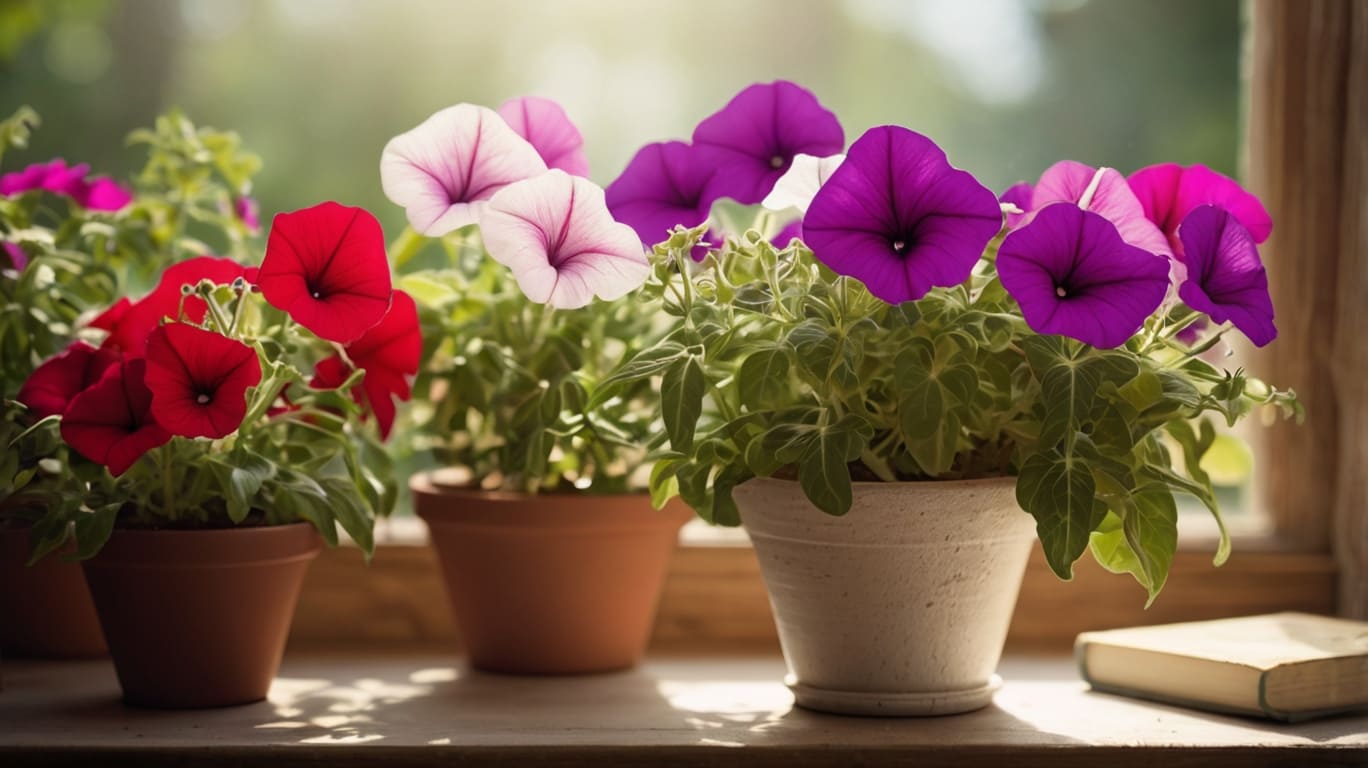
[389,226,426,269]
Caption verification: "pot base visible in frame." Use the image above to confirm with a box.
[786,674,1003,717]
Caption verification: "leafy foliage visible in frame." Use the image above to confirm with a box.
[395,227,664,494]
[615,225,1300,602]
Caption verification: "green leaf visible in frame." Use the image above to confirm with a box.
[736,347,790,407]
[1089,511,1146,582]
[661,355,705,452]
[797,415,871,516]
[73,504,120,560]
[786,320,858,390]
[898,379,943,440]
[1122,487,1178,605]
[209,452,275,524]
[1164,419,1229,565]
[648,457,683,510]
[320,477,374,556]
[1017,448,1103,579]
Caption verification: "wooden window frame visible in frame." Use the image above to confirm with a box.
[286,0,1365,656]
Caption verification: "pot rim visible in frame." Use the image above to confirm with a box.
[741,474,1017,491]
[82,521,324,569]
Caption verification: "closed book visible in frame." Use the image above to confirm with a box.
[1075,612,1368,722]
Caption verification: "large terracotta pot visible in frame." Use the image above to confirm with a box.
[412,471,693,674]
[0,526,106,658]
[81,523,322,708]
[734,476,1035,717]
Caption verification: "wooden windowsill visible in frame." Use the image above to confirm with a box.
[2,654,1363,767]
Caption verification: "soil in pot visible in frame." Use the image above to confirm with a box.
[0,525,106,658]
[412,471,693,675]
[81,522,322,708]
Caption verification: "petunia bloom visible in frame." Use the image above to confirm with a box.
[144,323,262,439]
[310,289,420,439]
[497,97,590,177]
[234,196,261,234]
[2,241,27,271]
[998,203,1170,349]
[998,182,1033,230]
[60,357,172,476]
[761,153,845,214]
[380,103,548,236]
[605,141,717,249]
[482,169,649,309]
[17,340,119,419]
[258,201,392,344]
[1176,205,1277,347]
[1017,161,1171,259]
[1128,163,1272,254]
[0,158,132,212]
[692,80,845,206]
[90,256,249,354]
[802,126,1002,305]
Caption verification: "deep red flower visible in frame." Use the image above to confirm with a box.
[17,340,120,419]
[90,256,249,354]
[60,358,172,476]
[309,290,420,439]
[258,202,392,343]
[144,323,262,439]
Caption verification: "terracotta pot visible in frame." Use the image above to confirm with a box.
[81,523,322,708]
[0,526,106,658]
[412,471,693,674]
[735,476,1035,716]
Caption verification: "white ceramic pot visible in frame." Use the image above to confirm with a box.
[734,476,1035,716]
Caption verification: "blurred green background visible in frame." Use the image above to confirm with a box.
[0,0,1243,239]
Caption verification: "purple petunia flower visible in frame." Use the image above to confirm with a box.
[801,126,1002,305]
[0,158,132,212]
[2,241,27,271]
[998,203,1170,349]
[605,141,717,249]
[998,182,1032,229]
[1018,161,1171,260]
[1175,205,1276,347]
[692,80,844,206]
[1128,163,1272,255]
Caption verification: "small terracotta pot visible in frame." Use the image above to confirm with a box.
[412,471,693,674]
[0,526,106,658]
[735,476,1035,717]
[81,523,322,708]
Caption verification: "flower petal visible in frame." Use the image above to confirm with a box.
[1176,205,1276,347]
[259,201,392,343]
[92,256,249,354]
[145,323,262,439]
[693,81,845,205]
[17,340,119,419]
[497,96,590,177]
[1028,160,1171,259]
[761,153,846,213]
[998,203,1170,349]
[380,103,548,236]
[484,169,649,309]
[803,125,1001,304]
[998,182,1032,229]
[1128,163,1272,247]
[60,358,171,476]
[605,141,717,247]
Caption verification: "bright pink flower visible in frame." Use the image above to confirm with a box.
[380,104,547,236]
[234,196,261,234]
[60,357,172,476]
[17,340,120,419]
[144,323,262,439]
[310,290,420,439]
[1128,163,1272,254]
[90,256,250,354]
[497,97,590,177]
[481,170,649,309]
[1015,161,1171,259]
[0,159,132,212]
[2,241,27,271]
[258,202,392,344]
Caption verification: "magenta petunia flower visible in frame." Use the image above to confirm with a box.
[497,96,590,177]
[380,104,548,236]
[998,182,1032,229]
[1176,205,1276,347]
[802,126,1002,305]
[0,158,132,212]
[692,81,845,206]
[481,169,649,309]
[998,203,1170,349]
[234,196,261,234]
[2,241,27,271]
[605,141,717,248]
[1019,161,1171,259]
[1128,163,1272,254]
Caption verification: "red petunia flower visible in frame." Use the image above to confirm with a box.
[144,323,262,439]
[60,358,172,476]
[310,290,420,439]
[17,340,120,419]
[257,202,392,344]
[90,256,249,354]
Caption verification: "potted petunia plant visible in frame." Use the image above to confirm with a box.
[605,81,1300,715]
[16,201,411,708]
[1,106,263,659]
[379,98,691,674]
